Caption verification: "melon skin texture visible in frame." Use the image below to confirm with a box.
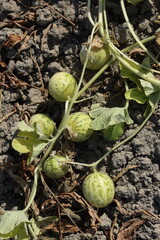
[80,45,110,70]
[43,155,69,179]
[66,112,94,142]
[48,72,77,102]
[82,172,115,208]
[29,113,55,138]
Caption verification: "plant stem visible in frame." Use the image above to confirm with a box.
[68,92,160,168]
[103,0,110,42]
[87,0,95,26]
[91,92,160,167]
[27,224,38,240]
[109,41,160,87]
[120,0,160,67]
[75,35,157,100]
[98,0,105,37]
[23,167,39,212]
[75,57,114,100]
[23,24,99,212]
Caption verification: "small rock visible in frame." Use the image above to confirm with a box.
[15,57,33,76]
[116,183,137,200]
[93,231,107,240]
[154,141,160,157]
[153,224,160,238]
[63,43,78,55]
[2,0,20,15]
[129,171,140,183]
[111,151,127,169]
[48,62,64,73]
[115,23,132,44]
[63,233,81,240]
[36,8,53,26]
[140,157,152,170]
[138,188,145,196]
[48,24,69,41]
[0,140,10,154]
[132,139,151,156]
[27,88,44,103]
[152,172,160,182]
[99,213,111,230]
[138,19,153,34]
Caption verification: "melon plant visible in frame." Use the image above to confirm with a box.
[82,171,115,208]
[80,36,110,70]
[48,72,77,102]
[66,112,94,142]
[43,155,69,179]
[29,113,55,138]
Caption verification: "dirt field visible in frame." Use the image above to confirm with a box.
[0,0,160,239]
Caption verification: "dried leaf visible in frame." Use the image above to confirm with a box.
[113,199,130,216]
[155,31,160,45]
[41,199,57,211]
[60,192,100,230]
[117,218,145,240]
[42,219,79,233]
[113,165,140,182]
[2,34,22,49]
[18,159,35,179]
[114,199,160,220]
[129,47,146,58]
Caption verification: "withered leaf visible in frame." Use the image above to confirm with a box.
[42,219,79,233]
[2,34,22,49]
[59,192,100,230]
[155,31,160,45]
[117,218,146,240]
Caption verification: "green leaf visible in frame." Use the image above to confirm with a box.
[14,223,30,240]
[142,56,151,69]
[119,62,141,87]
[103,122,125,142]
[27,140,49,165]
[126,0,143,5]
[124,108,133,125]
[36,216,58,228]
[125,88,147,104]
[0,210,29,239]
[18,121,34,132]
[140,79,160,97]
[12,130,49,165]
[34,124,50,141]
[144,92,160,117]
[12,131,39,154]
[89,104,133,130]
[30,219,40,236]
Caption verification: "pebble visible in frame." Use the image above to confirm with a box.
[115,23,132,44]
[138,19,153,34]
[15,58,33,76]
[116,183,137,200]
[99,213,112,230]
[154,141,160,157]
[36,8,53,26]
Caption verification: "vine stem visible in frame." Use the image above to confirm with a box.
[68,92,160,168]
[75,35,157,100]
[120,0,160,67]
[87,0,95,26]
[98,0,105,37]
[109,41,160,87]
[23,0,159,213]
[27,224,38,240]
[23,24,99,213]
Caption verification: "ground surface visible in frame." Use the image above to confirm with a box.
[0,0,160,240]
